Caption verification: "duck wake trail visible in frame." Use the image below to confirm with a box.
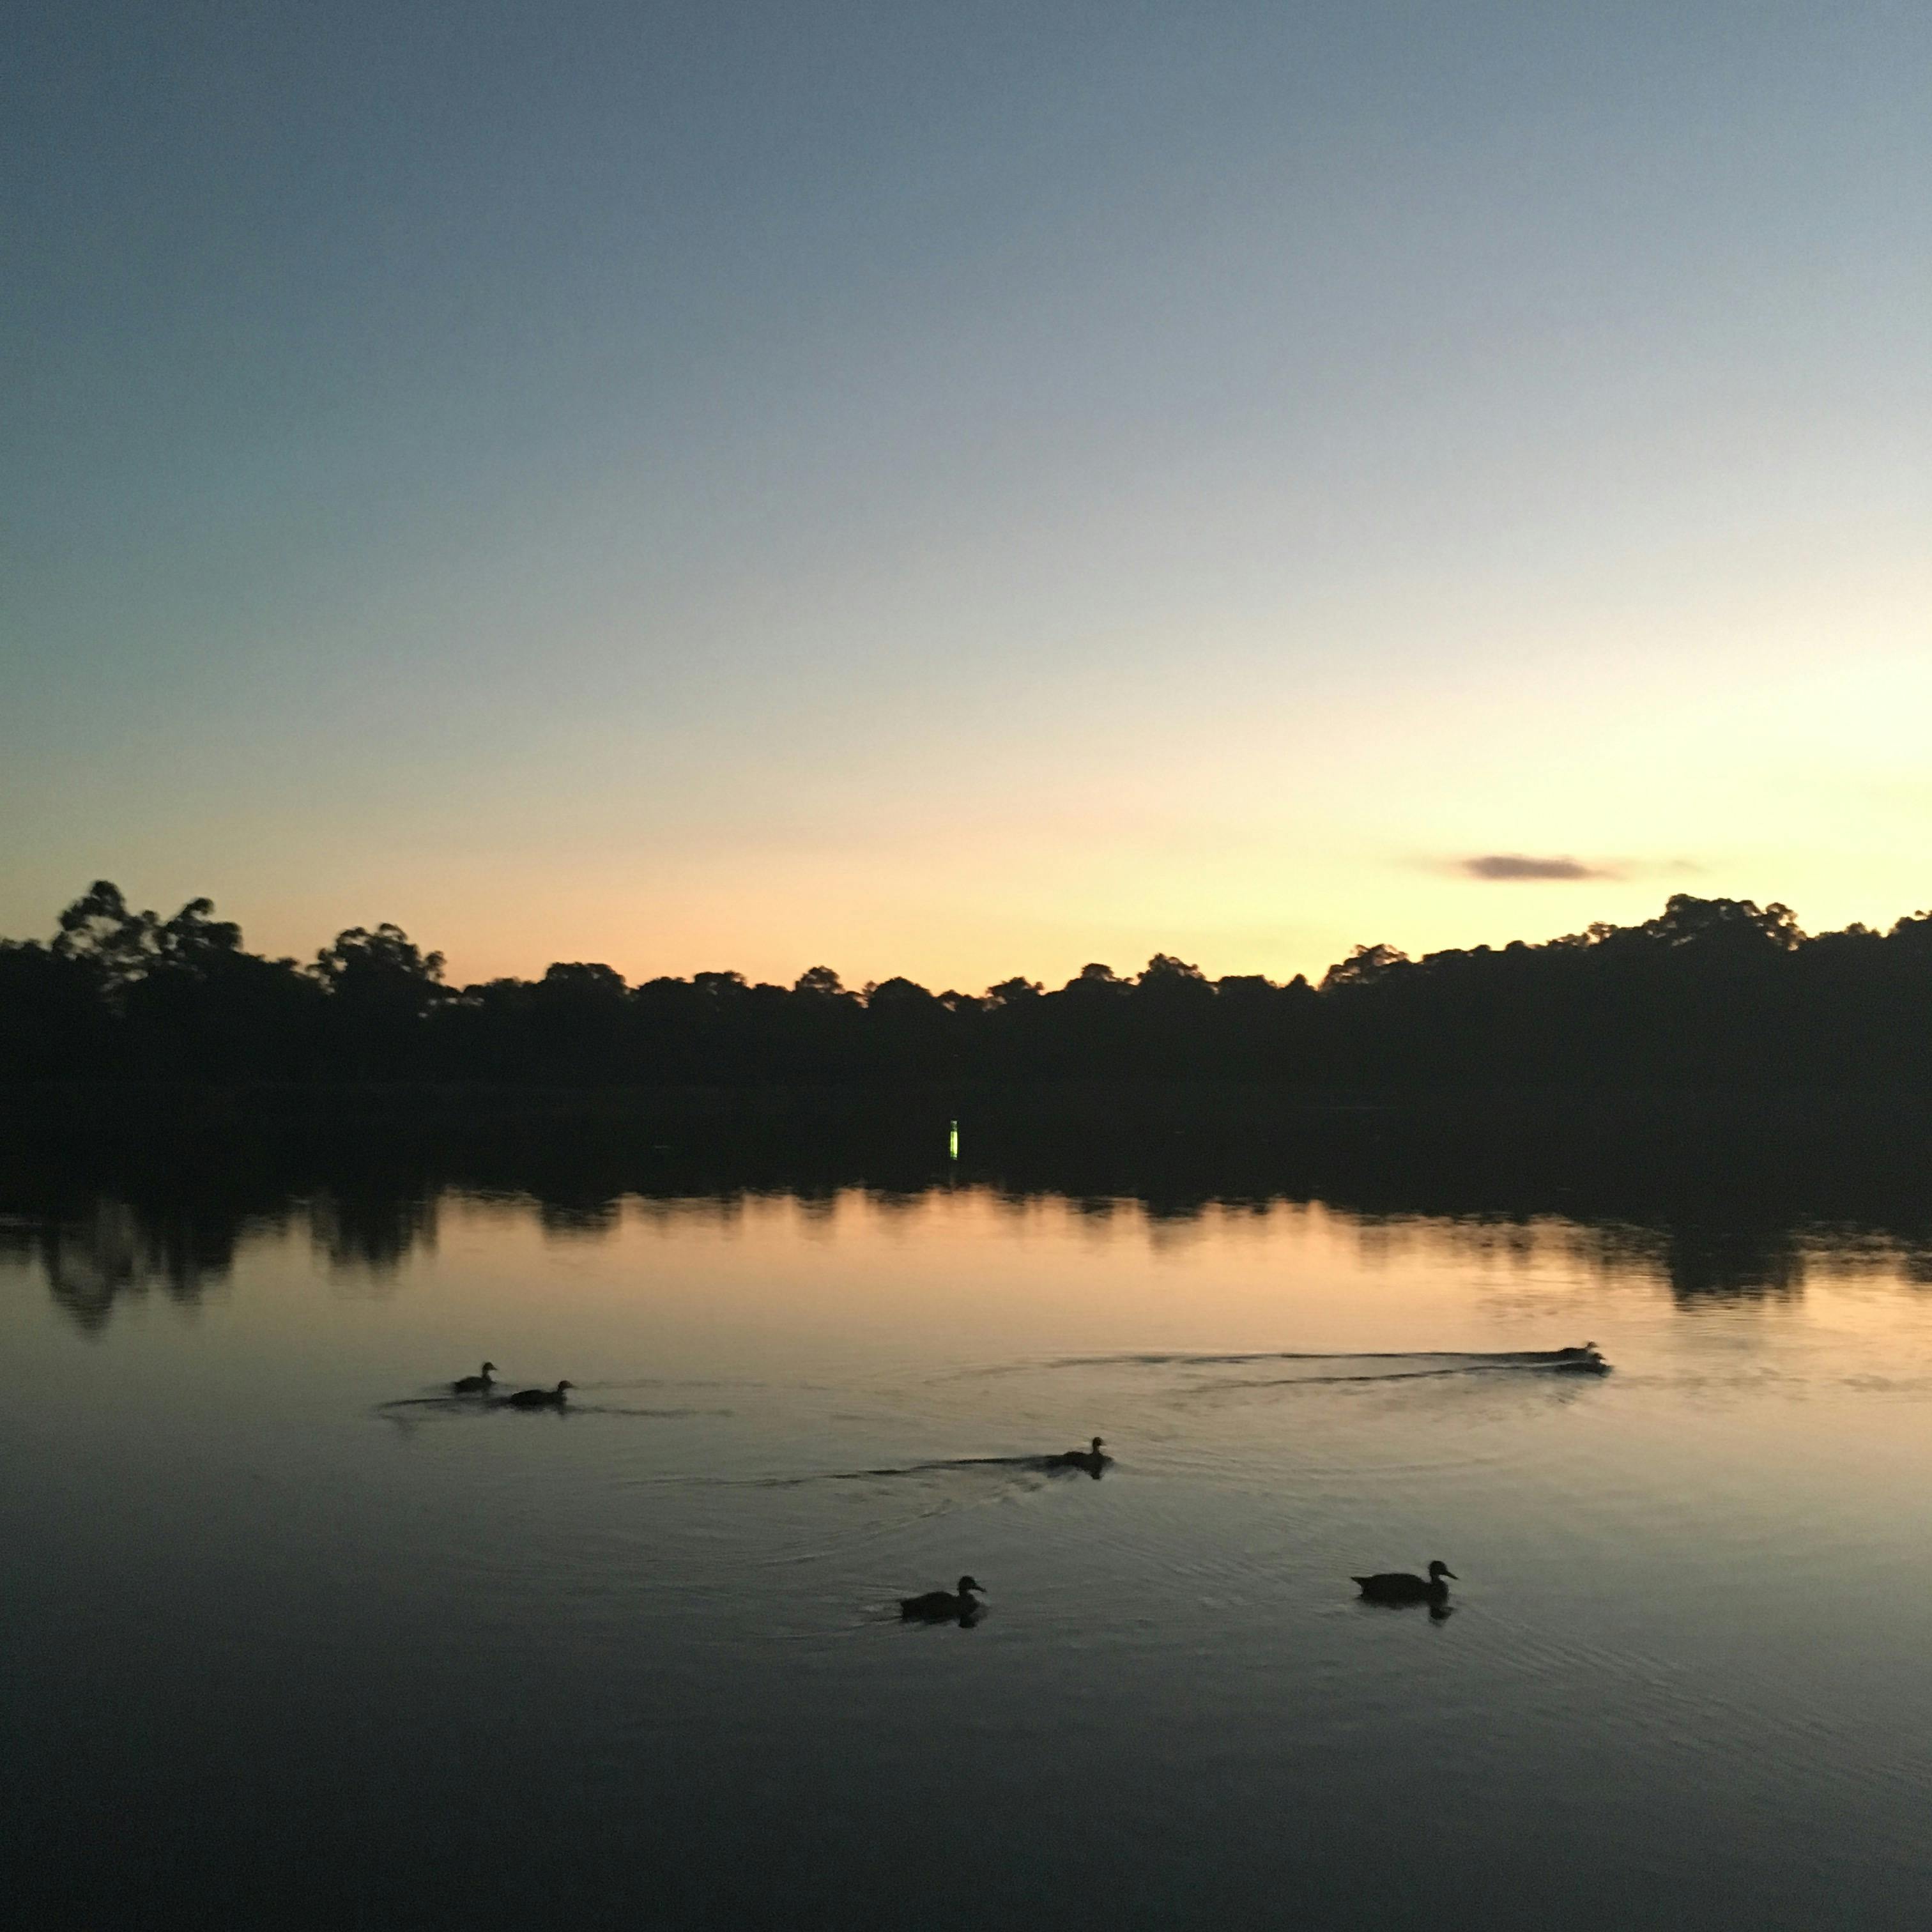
[751,1453,1093,1491]
[962,1347,1608,1389]
[374,1397,733,1427]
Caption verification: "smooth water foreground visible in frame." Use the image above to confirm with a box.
[6,1179,1932,1928]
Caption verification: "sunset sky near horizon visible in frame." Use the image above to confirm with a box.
[6,2,1928,991]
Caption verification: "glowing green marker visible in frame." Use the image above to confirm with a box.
[949,1119,959,1161]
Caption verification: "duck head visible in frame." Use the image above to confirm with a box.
[1427,1560,1457,1583]
[956,1575,985,1598]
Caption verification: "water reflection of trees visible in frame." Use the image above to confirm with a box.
[308,1184,438,1277]
[1,1181,440,1331]
[3,1197,236,1333]
[1368,1211,1817,1305]
[536,1196,622,1239]
[1588,1220,1809,1303]
[9,1122,1932,1330]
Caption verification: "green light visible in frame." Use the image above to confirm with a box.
[949,1119,959,1160]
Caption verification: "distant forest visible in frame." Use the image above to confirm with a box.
[3,880,1930,1089]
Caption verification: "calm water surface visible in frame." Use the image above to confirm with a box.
[7,1181,1932,1928]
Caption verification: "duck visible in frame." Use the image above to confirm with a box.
[1054,1435,1108,1475]
[502,1380,574,1409]
[450,1361,497,1394]
[1555,1341,1610,1370]
[900,1575,985,1621]
[1353,1560,1457,1605]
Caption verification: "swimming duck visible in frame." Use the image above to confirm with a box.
[1054,1436,1108,1475]
[1353,1560,1456,1605]
[502,1380,574,1409]
[451,1361,497,1394]
[900,1575,985,1621]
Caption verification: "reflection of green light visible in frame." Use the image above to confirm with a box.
[949,1119,959,1160]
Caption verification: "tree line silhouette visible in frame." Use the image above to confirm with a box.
[3,879,1929,1089]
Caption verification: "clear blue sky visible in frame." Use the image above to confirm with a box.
[6,2,1927,986]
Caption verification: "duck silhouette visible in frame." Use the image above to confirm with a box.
[900,1575,985,1623]
[1053,1436,1109,1477]
[1555,1342,1610,1371]
[502,1380,574,1409]
[1353,1560,1456,1607]
[450,1361,496,1394]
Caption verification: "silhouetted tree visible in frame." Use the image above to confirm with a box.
[0,939,108,1078]
[314,923,446,1079]
[6,884,1932,1093]
[50,880,162,992]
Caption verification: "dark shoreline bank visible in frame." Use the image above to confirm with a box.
[6,1080,1931,1229]
[11,1076,1932,1128]
[8,1084,1931,1330]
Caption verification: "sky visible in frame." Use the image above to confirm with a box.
[5,1,1928,991]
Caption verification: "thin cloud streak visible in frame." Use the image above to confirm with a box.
[1460,854,1620,882]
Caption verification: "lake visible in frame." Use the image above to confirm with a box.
[6,1156,1932,1928]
